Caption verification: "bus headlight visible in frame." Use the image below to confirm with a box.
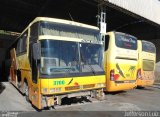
[96,83,106,87]
[50,88,55,93]
[50,88,61,93]
[42,88,48,93]
[55,88,61,93]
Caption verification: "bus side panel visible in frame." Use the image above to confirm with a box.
[10,48,18,87]
[10,67,17,87]
[18,55,42,109]
[16,54,31,91]
[30,79,42,109]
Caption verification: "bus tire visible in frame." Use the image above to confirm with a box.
[97,89,105,101]
[8,75,11,82]
[24,82,29,102]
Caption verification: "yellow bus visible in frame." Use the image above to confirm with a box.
[137,40,156,87]
[104,32,138,92]
[9,17,106,110]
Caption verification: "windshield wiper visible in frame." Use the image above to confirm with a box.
[80,52,96,75]
[87,64,96,75]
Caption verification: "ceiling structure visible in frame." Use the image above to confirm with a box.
[0,0,98,32]
[0,0,160,40]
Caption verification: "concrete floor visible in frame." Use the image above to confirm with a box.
[0,82,33,111]
[0,82,160,116]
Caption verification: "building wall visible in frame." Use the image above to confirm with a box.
[155,62,160,83]
[150,39,160,62]
[0,35,14,81]
[107,0,160,25]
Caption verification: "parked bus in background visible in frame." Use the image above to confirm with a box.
[103,32,138,92]
[137,40,156,87]
[9,17,106,110]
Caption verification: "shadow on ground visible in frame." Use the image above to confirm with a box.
[151,85,160,89]
[136,86,155,91]
[61,96,91,105]
[105,91,127,96]
[32,97,92,111]
[0,82,5,94]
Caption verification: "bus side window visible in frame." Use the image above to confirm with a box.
[29,23,39,84]
[16,31,28,55]
[16,38,21,55]
[105,35,110,51]
[20,31,28,53]
[30,23,38,43]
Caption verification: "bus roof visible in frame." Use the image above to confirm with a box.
[141,40,156,53]
[142,40,155,46]
[21,17,99,35]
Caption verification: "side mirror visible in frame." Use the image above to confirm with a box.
[33,43,41,60]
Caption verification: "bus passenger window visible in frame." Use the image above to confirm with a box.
[20,31,28,53]
[16,39,21,55]
[30,23,38,43]
[105,35,110,51]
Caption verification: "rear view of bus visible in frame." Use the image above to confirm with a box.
[137,40,156,87]
[104,32,138,92]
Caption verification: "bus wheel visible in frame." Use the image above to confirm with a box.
[8,75,11,82]
[24,82,29,102]
[96,89,105,101]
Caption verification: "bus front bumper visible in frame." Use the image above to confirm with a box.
[137,79,154,87]
[106,81,137,92]
[41,88,105,108]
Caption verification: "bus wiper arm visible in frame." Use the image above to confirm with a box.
[80,52,96,75]
[87,64,96,76]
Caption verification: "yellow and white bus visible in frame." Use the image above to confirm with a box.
[9,17,106,110]
[137,40,156,87]
[104,32,138,92]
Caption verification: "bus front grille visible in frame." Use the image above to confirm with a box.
[65,86,80,91]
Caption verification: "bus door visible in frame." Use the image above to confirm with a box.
[10,48,18,86]
[29,43,41,109]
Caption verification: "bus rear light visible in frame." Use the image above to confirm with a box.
[114,74,120,81]
[137,69,142,79]
[110,70,120,81]
[110,69,115,81]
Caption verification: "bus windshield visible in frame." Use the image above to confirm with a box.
[115,33,137,50]
[80,43,104,72]
[142,41,156,53]
[40,40,80,75]
[40,40,104,76]
[39,21,100,42]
